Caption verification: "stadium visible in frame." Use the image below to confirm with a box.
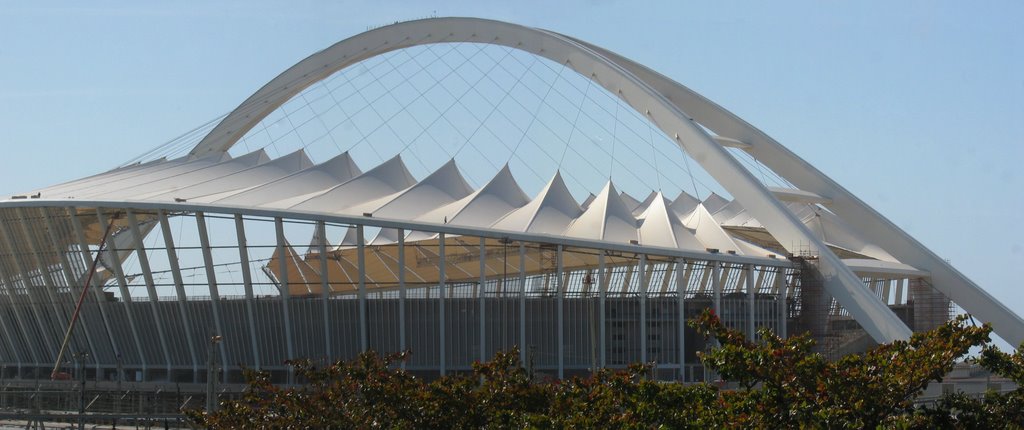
[0,17,1020,386]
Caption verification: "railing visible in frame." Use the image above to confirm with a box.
[0,381,246,427]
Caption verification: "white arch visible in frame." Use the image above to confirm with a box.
[188,17,949,344]
[565,35,1024,347]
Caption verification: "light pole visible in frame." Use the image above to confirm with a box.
[206,335,223,413]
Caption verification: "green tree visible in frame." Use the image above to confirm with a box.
[693,309,991,428]
[910,342,1024,428]
[189,310,1022,429]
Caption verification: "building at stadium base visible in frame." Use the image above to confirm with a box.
[0,17,1020,384]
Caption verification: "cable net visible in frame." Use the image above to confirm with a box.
[125,42,799,204]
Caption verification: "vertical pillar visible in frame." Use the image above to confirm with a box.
[356,225,368,352]
[638,254,648,365]
[126,210,173,375]
[0,214,59,364]
[518,242,526,365]
[43,209,96,374]
[231,214,260,369]
[659,261,674,294]
[438,233,446,376]
[776,267,787,338]
[14,209,77,361]
[316,221,331,361]
[588,267,597,372]
[197,212,229,382]
[95,209,149,378]
[479,237,487,363]
[598,251,607,369]
[398,229,406,369]
[0,212,35,372]
[160,211,201,378]
[746,264,756,339]
[273,217,296,383]
[712,262,722,315]
[68,209,118,374]
[556,245,564,379]
[0,278,22,374]
[676,259,686,381]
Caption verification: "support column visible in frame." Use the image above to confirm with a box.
[43,209,95,374]
[160,211,201,379]
[556,244,564,379]
[197,212,229,382]
[356,225,367,352]
[397,229,406,369]
[15,209,88,364]
[776,267,787,338]
[598,252,607,369]
[272,217,296,382]
[746,264,756,339]
[438,232,446,376]
[712,262,722,315]
[676,259,686,381]
[126,210,173,375]
[479,237,486,363]
[638,254,648,365]
[232,214,261,369]
[316,221,331,361]
[95,209,149,378]
[0,281,22,374]
[68,209,118,375]
[0,215,33,372]
[659,261,674,294]
[518,242,526,365]
[0,215,59,364]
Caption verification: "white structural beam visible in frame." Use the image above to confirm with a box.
[438,232,447,376]
[12,209,78,362]
[196,211,230,381]
[68,209,121,371]
[712,136,752,150]
[316,221,331,361]
[356,225,368,352]
[518,242,527,365]
[556,244,564,379]
[479,237,487,363]
[272,217,296,382]
[126,210,173,375]
[397,229,407,369]
[159,211,201,379]
[234,214,262,368]
[95,209,150,376]
[767,187,832,205]
[573,38,1022,346]
[42,208,100,373]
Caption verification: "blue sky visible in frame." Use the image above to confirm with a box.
[1,1,1021,345]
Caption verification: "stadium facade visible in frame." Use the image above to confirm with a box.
[0,17,1020,384]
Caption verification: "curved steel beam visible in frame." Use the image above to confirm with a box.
[569,35,1024,347]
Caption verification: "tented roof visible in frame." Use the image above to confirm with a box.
[637,193,702,249]
[492,171,582,236]
[290,155,416,213]
[565,181,637,243]
[215,151,362,207]
[18,151,911,264]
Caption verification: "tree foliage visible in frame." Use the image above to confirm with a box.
[189,311,1023,429]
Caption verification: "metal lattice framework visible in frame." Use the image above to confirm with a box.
[0,17,1018,384]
